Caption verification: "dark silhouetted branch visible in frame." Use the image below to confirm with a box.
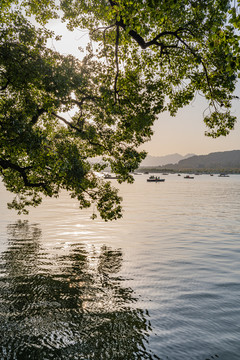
[0,158,47,189]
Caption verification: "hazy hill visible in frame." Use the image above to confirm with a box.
[140,153,194,167]
[160,150,240,171]
[90,150,240,172]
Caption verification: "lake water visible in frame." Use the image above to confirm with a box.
[0,174,240,360]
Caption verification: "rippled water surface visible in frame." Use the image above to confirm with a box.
[1,174,240,359]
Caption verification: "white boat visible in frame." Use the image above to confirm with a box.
[104,173,119,179]
[147,175,165,182]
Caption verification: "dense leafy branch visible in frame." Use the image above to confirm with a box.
[109,1,236,113]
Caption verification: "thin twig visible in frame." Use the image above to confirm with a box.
[174,34,217,111]
[114,24,120,103]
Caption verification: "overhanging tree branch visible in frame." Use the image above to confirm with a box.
[108,1,217,111]
[51,112,109,151]
[116,18,185,50]
[51,111,81,131]
[0,158,47,189]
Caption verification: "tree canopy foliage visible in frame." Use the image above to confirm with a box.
[1,0,240,219]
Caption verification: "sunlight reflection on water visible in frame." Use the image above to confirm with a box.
[1,175,240,359]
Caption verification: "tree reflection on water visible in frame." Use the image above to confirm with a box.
[0,220,158,360]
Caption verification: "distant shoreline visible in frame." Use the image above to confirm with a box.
[138,167,240,174]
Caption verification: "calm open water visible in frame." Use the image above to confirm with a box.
[0,174,240,360]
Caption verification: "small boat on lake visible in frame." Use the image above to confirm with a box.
[184,175,194,179]
[218,173,229,177]
[104,173,119,179]
[147,175,165,182]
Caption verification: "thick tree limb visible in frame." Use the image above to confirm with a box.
[0,158,47,189]
[0,78,10,91]
[51,111,82,132]
[116,18,184,50]
[30,108,46,125]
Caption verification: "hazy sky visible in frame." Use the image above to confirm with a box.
[143,93,240,156]
[47,21,240,157]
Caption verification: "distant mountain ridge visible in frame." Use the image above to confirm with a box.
[140,153,194,167]
[90,150,240,172]
[154,150,240,171]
